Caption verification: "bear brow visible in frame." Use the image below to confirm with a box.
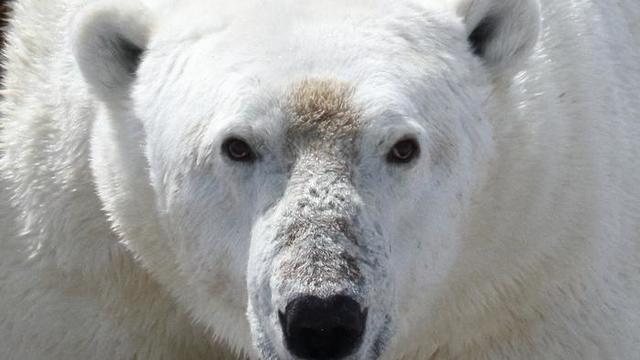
[285,79,360,142]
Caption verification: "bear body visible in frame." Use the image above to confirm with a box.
[1,0,639,359]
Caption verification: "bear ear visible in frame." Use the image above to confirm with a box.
[457,0,541,76]
[72,1,154,102]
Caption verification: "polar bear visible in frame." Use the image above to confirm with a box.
[1,0,640,359]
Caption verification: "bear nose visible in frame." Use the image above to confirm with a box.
[279,295,367,359]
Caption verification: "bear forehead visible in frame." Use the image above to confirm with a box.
[285,79,361,149]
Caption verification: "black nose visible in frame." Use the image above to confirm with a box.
[279,295,367,359]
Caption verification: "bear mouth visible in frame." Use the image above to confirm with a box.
[366,315,393,359]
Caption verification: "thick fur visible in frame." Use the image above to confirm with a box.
[1,0,640,359]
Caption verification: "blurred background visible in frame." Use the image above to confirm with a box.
[1,1,8,78]
[1,2,7,50]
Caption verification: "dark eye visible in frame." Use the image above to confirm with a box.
[223,138,256,162]
[387,138,420,164]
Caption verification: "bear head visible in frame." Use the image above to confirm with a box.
[72,0,540,358]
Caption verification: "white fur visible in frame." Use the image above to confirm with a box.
[1,0,639,359]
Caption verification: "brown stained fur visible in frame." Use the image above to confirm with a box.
[285,79,360,148]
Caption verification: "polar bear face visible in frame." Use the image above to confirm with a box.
[74,0,539,358]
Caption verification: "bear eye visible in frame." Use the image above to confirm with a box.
[223,138,256,162]
[387,138,420,164]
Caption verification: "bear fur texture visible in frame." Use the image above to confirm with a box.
[1,0,639,359]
